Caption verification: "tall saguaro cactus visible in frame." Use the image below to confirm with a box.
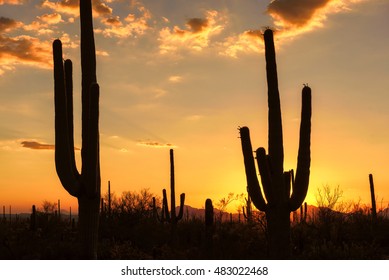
[239,29,312,259]
[53,0,100,259]
[161,149,185,225]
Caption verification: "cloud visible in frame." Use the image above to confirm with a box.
[23,13,64,35]
[168,75,183,83]
[0,0,24,4]
[267,0,367,39]
[0,35,53,74]
[137,140,176,148]
[220,29,263,58]
[268,0,330,28]
[158,10,225,54]
[37,13,63,25]
[20,140,80,150]
[20,141,55,150]
[41,0,113,17]
[97,6,151,38]
[0,17,23,32]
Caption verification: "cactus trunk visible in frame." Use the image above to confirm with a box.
[239,29,312,259]
[78,196,100,259]
[53,0,100,259]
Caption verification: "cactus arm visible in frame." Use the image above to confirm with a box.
[283,170,292,200]
[289,86,311,211]
[80,0,97,177]
[264,29,284,178]
[176,193,185,221]
[64,59,80,180]
[239,127,267,211]
[255,147,274,203]
[85,83,100,198]
[162,189,170,221]
[53,39,80,197]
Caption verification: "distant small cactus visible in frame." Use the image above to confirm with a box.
[30,205,36,231]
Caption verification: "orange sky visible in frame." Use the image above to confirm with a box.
[1,0,389,214]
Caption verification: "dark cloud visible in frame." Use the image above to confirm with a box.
[186,18,209,33]
[101,16,122,27]
[93,0,113,17]
[21,141,55,150]
[0,35,52,68]
[268,0,331,27]
[0,17,20,32]
[20,141,80,150]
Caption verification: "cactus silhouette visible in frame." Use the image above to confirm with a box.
[30,205,36,231]
[239,29,312,259]
[368,174,377,226]
[300,201,307,223]
[204,198,214,257]
[161,149,185,225]
[53,0,100,259]
[242,188,253,223]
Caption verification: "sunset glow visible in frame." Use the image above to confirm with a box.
[1,0,388,214]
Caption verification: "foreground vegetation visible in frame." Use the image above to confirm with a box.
[1,190,388,260]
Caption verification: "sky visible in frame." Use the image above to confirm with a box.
[1,0,389,214]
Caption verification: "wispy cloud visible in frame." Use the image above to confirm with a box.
[158,10,226,54]
[20,140,80,151]
[137,140,176,148]
[20,141,55,150]
[185,114,204,122]
[168,75,183,83]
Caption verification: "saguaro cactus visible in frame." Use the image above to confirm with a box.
[53,0,100,259]
[368,174,377,226]
[30,205,36,231]
[160,149,185,225]
[239,29,312,259]
[204,198,214,257]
